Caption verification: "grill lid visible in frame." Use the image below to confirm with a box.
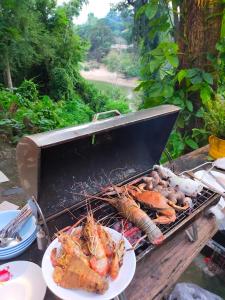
[16,105,180,217]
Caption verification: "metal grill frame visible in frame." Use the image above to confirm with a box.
[44,163,220,262]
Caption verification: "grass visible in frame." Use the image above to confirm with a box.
[89,80,128,96]
[89,79,141,111]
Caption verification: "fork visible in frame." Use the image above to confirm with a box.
[0,204,32,239]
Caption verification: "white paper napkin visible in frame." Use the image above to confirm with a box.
[0,170,9,183]
[0,201,19,211]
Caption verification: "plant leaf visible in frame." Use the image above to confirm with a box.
[186,68,199,78]
[145,0,158,20]
[202,72,213,85]
[190,75,202,84]
[148,82,163,97]
[177,69,187,84]
[185,138,198,149]
[167,55,179,68]
[200,86,211,104]
[135,4,147,19]
[149,59,161,72]
[196,107,205,118]
[186,100,193,112]
[163,85,174,97]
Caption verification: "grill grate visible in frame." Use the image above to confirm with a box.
[46,180,218,261]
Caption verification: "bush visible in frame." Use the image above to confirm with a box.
[0,89,93,143]
[50,67,75,100]
[83,65,90,71]
[17,80,39,102]
[104,99,130,113]
[88,61,100,69]
[0,80,130,143]
[103,50,140,78]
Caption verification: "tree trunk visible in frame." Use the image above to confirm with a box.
[172,0,179,42]
[4,54,13,89]
[178,0,223,70]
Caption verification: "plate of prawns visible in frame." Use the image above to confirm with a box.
[42,213,136,300]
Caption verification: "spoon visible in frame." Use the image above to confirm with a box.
[0,234,22,248]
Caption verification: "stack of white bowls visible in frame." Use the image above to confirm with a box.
[0,210,36,260]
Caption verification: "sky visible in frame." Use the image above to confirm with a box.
[58,0,122,24]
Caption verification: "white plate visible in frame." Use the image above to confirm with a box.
[0,232,36,255]
[42,227,136,300]
[0,261,46,300]
[0,235,36,260]
[214,157,225,170]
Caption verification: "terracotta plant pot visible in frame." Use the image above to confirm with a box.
[209,135,225,159]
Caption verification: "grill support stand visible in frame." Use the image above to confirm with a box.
[185,223,198,242]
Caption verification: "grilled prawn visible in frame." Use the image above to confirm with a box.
[82,213,109,276]
[97,225,115,258]
[110,239,125,280]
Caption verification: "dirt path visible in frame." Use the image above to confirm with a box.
[81,65,138,88]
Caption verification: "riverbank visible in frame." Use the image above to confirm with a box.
[81,65,138,88]
[81,65,141,111]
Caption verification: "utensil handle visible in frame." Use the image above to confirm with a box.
[0,205,32,237]
[9,209,32,234]
[0,206,26,236]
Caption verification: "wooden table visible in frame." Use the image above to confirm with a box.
[125,146,219,300]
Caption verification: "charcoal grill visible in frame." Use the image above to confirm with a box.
[16,105,219,262]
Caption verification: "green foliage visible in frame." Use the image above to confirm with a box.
[103,99,130,114]
[17,80,39,102]
[104,8,134,43]
[134,1,225,160]
[0,0,44,80]
[0,1,131,144]
[138,46,218,156]
[49,67,74,100]
[0,80,129,143]
[145,0,158,21]
[0,0,88,100]
[77,8,134,63]
[0,88,91,143]
[103,50,140,77]
[77,15,114,62]
[203,98,225,139]
[90,80,126,99]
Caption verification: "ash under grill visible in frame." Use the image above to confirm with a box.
[45,175,218,262]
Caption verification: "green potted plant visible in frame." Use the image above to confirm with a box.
[204,98,225,158]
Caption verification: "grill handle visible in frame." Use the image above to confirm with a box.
[92,110,121,145]
[92,110,121,122]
